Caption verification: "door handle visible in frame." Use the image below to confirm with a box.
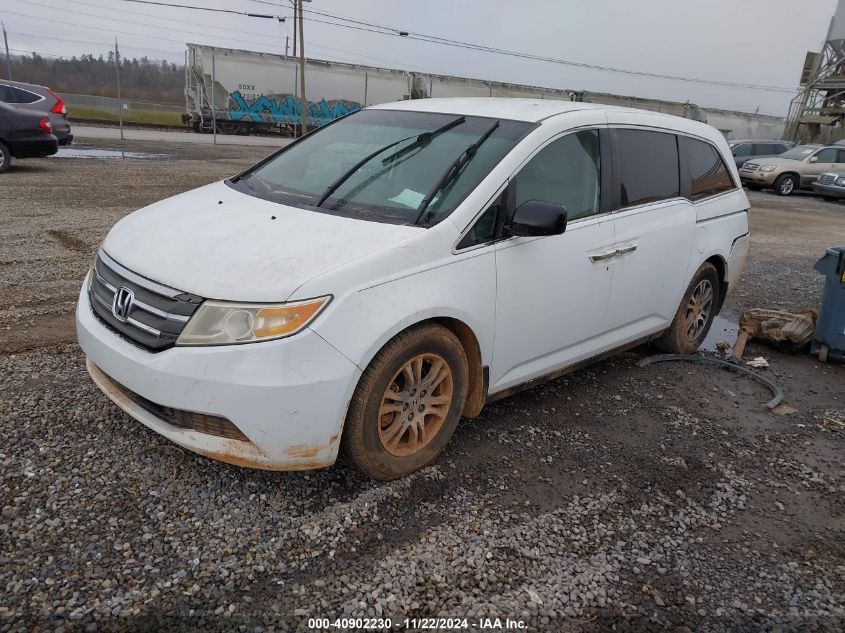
[589,250,618,262]
[615,245,637,255]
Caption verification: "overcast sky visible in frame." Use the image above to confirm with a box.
[1,0,839,115]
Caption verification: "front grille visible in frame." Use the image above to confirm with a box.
[742,163,759,172]
[818,173,838,185]
[89,251,203,352]
[94,363,249,441]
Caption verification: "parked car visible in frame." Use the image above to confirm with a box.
[0,101,59,173]
[811,172,845,200]
[728,139,792,168]
[0,79,72,145]
[738,144,845,195]
[76,98,749,479]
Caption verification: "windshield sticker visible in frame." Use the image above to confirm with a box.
[389,188,426,209]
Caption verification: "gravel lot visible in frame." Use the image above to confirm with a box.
[1,141,844,632]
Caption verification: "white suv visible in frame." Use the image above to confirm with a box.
[76,98,749,480]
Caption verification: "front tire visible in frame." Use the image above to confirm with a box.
[343,323,468,480]
[655,263,720,354]
[0,141,11,174]
[773,174,797,196]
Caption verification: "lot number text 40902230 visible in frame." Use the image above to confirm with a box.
[307,617,528,630]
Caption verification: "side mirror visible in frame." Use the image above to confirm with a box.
[506,200,568,237]
[810,156,819,163]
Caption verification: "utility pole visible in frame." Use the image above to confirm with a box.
[211,47,217,145]
[291,0,297,57]
[298,0,307,136]
[2,22,11,81]
[285,35,290,57]
[114,38,124,141]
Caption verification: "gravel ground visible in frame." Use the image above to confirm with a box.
[1,142,844,632]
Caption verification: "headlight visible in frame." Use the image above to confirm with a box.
[836,178,845,186]
[176,296,330,346]
[759,165,777,172]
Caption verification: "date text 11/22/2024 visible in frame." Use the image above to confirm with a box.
[307,617,528,630]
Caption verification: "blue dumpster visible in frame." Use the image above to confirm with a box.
[812,246,845,363]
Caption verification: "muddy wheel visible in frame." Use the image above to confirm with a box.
[773,174,796,196]
[0,141,10,174]
[343,323,468,480]
[654,263,720,354]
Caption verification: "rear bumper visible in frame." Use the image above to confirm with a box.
[812,182,845,199]
[58,133,73,146]
[9,137,59,158]
[727,233,749,296]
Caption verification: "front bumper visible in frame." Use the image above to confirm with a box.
[812,182,845,199]
[739,170,777,186]
[76,278,361,471]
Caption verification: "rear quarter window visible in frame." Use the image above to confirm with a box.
[11,87,42,104]
[614,129,680,208]
[684,137,736,201]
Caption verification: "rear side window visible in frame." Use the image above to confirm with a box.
[815,148,838,163]
[685,137,735,201]
[11,87,42,104]
[753,143,775,156]
[732,144,752,157]
[614,129,679,208]
[0,84,13,102]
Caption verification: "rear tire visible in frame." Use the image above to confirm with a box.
[823,196,838,202]
[0,141,11,174]
[773,174,797,196]
[343,323,468,480]
[655,263,720,354]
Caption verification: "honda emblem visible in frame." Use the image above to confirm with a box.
[112,286,134,322]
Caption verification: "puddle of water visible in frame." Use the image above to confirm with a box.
[53,148,165,160]
[702,315,739,353]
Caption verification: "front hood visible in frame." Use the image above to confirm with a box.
[101,180,423,302]
[744,157,803,169]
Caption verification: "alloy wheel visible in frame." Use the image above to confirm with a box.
[780,177,794,195]
[377,353,453,457]
[683,279,714,342]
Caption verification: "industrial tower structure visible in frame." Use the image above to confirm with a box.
[785,0,845,142]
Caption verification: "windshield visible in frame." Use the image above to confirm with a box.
[780,145,820,161]
[227,109,533,226]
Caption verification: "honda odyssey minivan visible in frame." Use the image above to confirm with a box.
[77,98,749,480]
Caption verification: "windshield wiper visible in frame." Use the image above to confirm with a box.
[315,116,466,208]
[380,116,466,165]
[414,120,500,224]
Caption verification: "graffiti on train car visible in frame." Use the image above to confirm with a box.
[226,90,362,126]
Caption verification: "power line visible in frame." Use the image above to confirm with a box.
[113,0,284,20]
[20,0,283,48]
[6,31,182,57]
[72,0,285,42]
[1,6,282,51]
[246,1,796,94]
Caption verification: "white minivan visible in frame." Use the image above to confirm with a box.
[77,98,749,480]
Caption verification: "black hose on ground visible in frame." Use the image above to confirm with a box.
[637,354,785,409]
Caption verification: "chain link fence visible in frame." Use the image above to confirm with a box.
[60,93,185,127]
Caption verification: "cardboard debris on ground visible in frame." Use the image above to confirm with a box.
[731,308,817,361]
